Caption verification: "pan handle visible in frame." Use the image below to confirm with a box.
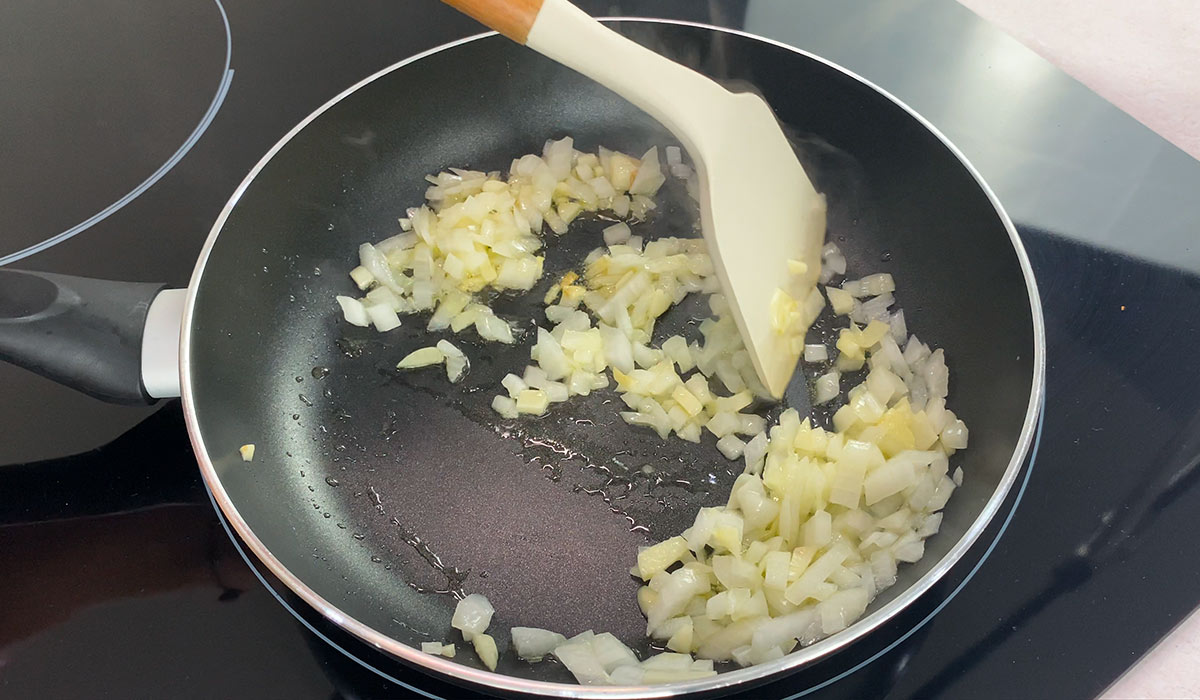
[0,270,184,404]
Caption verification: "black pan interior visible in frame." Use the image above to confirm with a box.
[187,23,1036,685]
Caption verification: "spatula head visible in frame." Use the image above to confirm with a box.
[518,0,826,397]
[694,92,827,398]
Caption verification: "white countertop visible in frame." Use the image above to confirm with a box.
[1101,605,1200,698]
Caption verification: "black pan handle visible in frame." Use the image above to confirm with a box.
[0,269,169,405]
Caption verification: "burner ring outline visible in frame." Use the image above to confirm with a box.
[0,0,234,268]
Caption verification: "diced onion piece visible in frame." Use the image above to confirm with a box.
[743,432,768,475]
[715,391,753,414]
[843,273,896,298]
[825,252,847,276]
[436,340,469,383]
[706,411,739,439]
[476,312,516,344]
[918,512,944,538]
[629,147,666,196]
[769,288,798,334]
[421,642,443,655]
[611,666,645,685]
[472,633,499,671]
[591,632,639,672]
[513,627,567,662]
[535,328,571,380]
[836,352,865,373]
[637,536,690,580]
[941,419,969,449]
[397,346,445,369]
[817,587,870,634]
[516,389,551,415]
[349,266,375,290]
[763,551,792,591]
[491,395,518,419]
[451,594,494,642]
[239,444,255,462]
[716,434,746,460]
[893,532,926,562]
[666,387,699,418]
[501,373,527,398]
[427,291,469,331]
[554,641,612,686]
[662,335,694,372]
[336,296,371,327]
[630,195,656,219]
[864,457,919,505]
[603,222,632,246]
[889,309,908,343]
[826,286,855,315]
[804,344,828,363]
[785,544,850,605]
[666,619,694,653]
[814,371,840,404]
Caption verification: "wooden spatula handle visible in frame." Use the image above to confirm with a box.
[440,0,546,43]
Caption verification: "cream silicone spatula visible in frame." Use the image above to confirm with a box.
[442,0,828,398]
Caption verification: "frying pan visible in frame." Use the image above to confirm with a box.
[0,20,1044,698]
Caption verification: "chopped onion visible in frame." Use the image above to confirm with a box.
[397,346,444,369]
[842,273,896,298]
[826,286,855,315]
[742,432,768,475]
[501,373,527,398]
[941,418,969,449]
[336,296,370,327]
[591,632,639,672]
[451,594,494,642]
[473,633,499,671]
[336,139,973,684]
[339,141,659,341]
[516,389,550,415]
[491,395,518,419]
[888,309,908,343]
[804,344,828,363]
[814,371,840,404]
[553,640,612,686]
[629,147,666,196]
[421,642,443,655]
[603,222,631,245]
[349,266,375,290]
[512,627,567,662]
[436,340,469,383]
[716,434,746,460]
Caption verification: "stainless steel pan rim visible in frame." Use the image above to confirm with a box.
[180,18,1047,699]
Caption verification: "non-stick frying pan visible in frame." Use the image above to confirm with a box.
[0,20,1044,698]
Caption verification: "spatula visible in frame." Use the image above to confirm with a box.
[441,0,828,398]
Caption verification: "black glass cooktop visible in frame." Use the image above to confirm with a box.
[3,1,1199,699]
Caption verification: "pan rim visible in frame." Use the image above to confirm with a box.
[180,18,1047,699]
